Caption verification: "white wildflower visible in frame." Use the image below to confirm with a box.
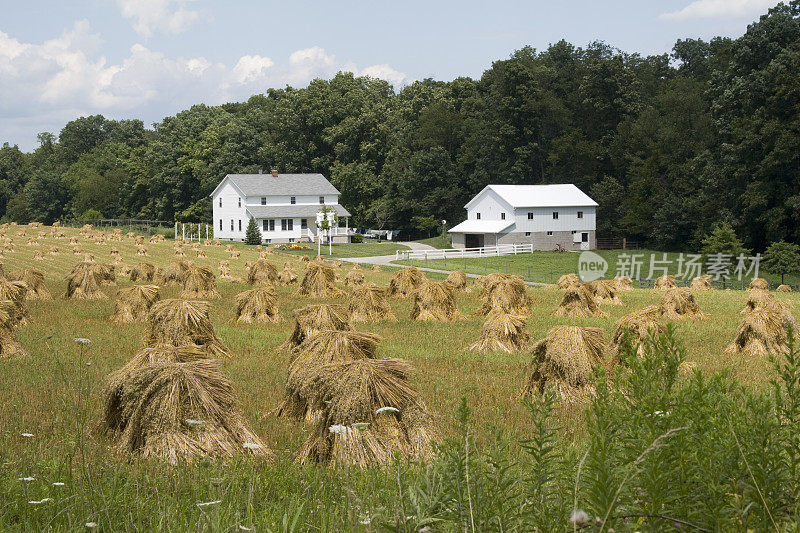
[74,338,91,344]
[238,526,253,531]
[29,498,52,504]
[18,476,34,482]
[376,407,399,414]
[570,509,589,526]
[185,419,204,426]
[328,424,354,435]
[242,442,262,450]
[53,482,65,486]
[352,422,370,431]
[21,433,34,437]
[85,522,98,529]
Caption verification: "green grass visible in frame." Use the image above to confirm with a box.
[413,234,451,249]
[1,225,799,529]
[276,240,411,258]
[398,248,799,288]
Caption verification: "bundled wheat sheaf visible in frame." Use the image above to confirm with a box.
[278,262,298,285]
[726,306,796,357]
[101,357,271,464]
[160,260,192,286]
[129,262,158,282]
[234,286,281,323]
[145,299,231,358]
[467,309,529,354]
[445,270,469,291]
[247,259,278,286]
[386,267,427,298]
[654,274,677,290]
[741,289,788,314]
[0,300,27,358]
[344,268,366,288]
[348,283,396,322]
[410,281,464,322]
[613,276,633,291]
[519,326,607,403]
[473,273,530,317]
[658,288,706,320]
[8,269,52,300]
[65,261,109,300]
[587,279,622,305]
[0,279,34,329]
[690,275,713,291]
[556,273,581,290]
[293,357,434,466]
[371,264,382,272]
[552,284,607,318]
[181,265,220,299]
[748,278,769,291]
[283,304,352,350]
[611,306,665,359]
[777,284,793,293]
[297,262,345,298]
[111,285,160,324]
[279,330,381,422]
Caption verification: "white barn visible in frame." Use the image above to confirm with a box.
[448,184,598,251]
[209,170,352,243]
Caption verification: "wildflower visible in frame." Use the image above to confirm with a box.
[20,433,34,437]
[74,338,91,345]
[29,498,52,504]
[352,422,370,431]
[242,442,262,450]
[570,509,588,526]
[185,419,204,426]
[239,526,253,531]
[18,476,35,482]
[53,482,65,486]
[328,424,354,435]
[376,407,399,414]
[196,500,222,507]
[85,522,98,529]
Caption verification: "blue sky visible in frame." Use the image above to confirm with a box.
[0,0,781,151]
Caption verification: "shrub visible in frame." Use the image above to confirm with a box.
[351,233,364,243]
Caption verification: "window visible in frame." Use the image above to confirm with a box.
[527,212,533,220]
[219,198,222,207]
[238,220,242,231]
[301,219,307,230]
[577,211,583,219]
[267,219,275,231]
[287,219,293,231]
[501,213,506,220]
[238,197,241,208]
[290,196,296,205]
[552,211,559,220]
[261,197,266,205]
[230,220,234,231]
[476,213,481,220]
[582,232,589,243]
[319,196,325,204]
[525,232,531,236]
[289,238,295,243]
[281,219,293,231]
[547,231,553,236]
[281,219,287,231]
[265,239,271,243]
[219,219,222,230]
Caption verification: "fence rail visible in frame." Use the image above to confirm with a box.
[396,243,535,261]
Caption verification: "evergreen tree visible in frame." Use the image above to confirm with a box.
[244,217,261,245]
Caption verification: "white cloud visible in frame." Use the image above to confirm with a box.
[116,0,202,38]
[0,22,410,150]
[658,0,779,21]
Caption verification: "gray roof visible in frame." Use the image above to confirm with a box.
[246,204,351,218]
[222,173,340,196]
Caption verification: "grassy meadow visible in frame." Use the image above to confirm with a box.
[0,224,798,530]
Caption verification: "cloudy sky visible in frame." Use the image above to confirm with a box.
[0,0,781,151]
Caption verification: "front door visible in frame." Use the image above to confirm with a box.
[580,232,590,250]
[465,234,483,248]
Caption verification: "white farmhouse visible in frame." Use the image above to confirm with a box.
[209,170,352,243]
[448,184,598,251]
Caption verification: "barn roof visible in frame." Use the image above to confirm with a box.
[465,184,598,209]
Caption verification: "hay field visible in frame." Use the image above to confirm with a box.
[0,223,796,529]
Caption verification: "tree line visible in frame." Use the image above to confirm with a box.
[0,2,798,250]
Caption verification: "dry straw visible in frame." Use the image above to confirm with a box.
[748,278,769,291]
[410,281,464,322]
[234,286,281,323]
[111,285,160,324]
[587,279,622,305]
[777,284,792,293]
[145,299,231,358]
[283,304,352,350]
[0,300,26,358]
[690,275,713,291]
[445,270,470,291]
[129,262,158,282]
[473,273,530,317]
[344,268,366,288]
[386,267,427,298]
[102,359,271,464]
[611,306,665,360]
[552,284,607,318]
[348,283,396,322]
[556,273,581,289]
[181,266,220,300]
[520,326,607,403]
[247,259,278,285]
[654,274,677,290]
[297,262,345,298]
[160,260,192,286]
[658,288,706,320]
[741,289,787,314]
[467,310,529,354]
[278,262,298,285]
[8,269,52,300]
[614,276,633,291]
[65,262,108,300]
[726,307,796,357]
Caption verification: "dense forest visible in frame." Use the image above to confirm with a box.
[0,2,798,250]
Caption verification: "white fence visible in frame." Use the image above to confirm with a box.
[395,243,535,261]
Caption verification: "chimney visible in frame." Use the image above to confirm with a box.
[271,169,279,177]
[258,168,262,174]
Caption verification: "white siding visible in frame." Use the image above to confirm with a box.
[513,206,596,233]
[245,194,339,206]
[211,182,248,240]
[466,189,512,221]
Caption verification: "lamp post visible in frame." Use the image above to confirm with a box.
[326,211,336,256]
[316,211,324,258]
